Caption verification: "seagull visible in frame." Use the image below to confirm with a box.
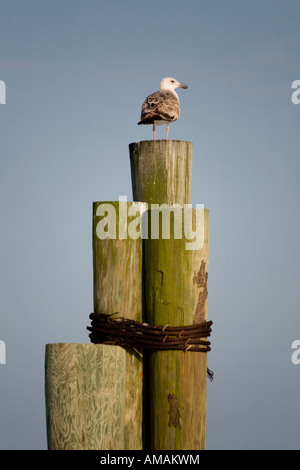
[138,77,188,140]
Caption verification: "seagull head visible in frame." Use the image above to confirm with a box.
[159,77,188,92]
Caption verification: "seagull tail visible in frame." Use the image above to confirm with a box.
[138,117,155,125]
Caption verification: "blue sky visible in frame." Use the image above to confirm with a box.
[0,0,300,449]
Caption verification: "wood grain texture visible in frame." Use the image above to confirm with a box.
[45,343,133,450]
[129,140,193,206]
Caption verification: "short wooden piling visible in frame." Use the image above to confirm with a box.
[45,343,133,449]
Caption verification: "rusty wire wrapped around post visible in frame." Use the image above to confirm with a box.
[87,313,214,380]
[88,313,212,352]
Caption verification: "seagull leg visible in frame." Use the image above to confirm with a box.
[166,123,169,140]
[153,125,156,140]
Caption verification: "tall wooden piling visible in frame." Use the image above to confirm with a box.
[129,140,209,450]
[45,201,147,450]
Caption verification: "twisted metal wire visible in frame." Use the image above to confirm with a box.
[87,313,214,380]
[88,312,212,352]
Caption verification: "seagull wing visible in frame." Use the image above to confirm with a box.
[138,90,180,125]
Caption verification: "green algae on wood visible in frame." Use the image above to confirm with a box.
[144,207,209,450]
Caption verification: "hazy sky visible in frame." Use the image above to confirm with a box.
[0,0,300,450]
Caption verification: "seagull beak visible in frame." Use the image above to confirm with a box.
[178,83,188,89]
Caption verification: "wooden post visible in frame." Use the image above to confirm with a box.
[144,208,209,450]
[45,343,134,450]
[129,140,210,450]
[129,140,193,206]
[45,201,147,450]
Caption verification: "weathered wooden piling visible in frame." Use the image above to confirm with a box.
[143,207,209,449]
[45,343,133,449]
[45,201,147,450]
[129,140,209,450]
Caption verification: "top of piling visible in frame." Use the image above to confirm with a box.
[129,140,193,206]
